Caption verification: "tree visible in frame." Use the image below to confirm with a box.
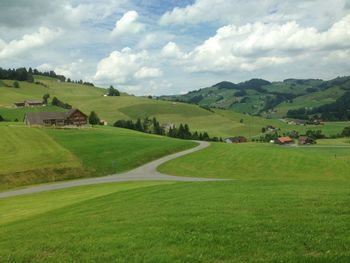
[43,93,50,104]
[135,118,144,132]
[13,81,20,88]
[342,127,350,137]
[52,97,59,106]
[89,111,100,125]
[0,115,4,122]
[108,85,120,96]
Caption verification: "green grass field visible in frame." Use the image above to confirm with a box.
[0,124,195,190]
[1,77,348,138]
[0,179,348,261]
[0,105,66,121]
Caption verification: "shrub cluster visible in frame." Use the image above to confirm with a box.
[113,117,222,142]
[52,97,72,109]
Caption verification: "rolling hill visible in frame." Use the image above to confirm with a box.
[160,76,350,118]
[1,141,349,262]
[0,123,195,190]
[1,75,349,139]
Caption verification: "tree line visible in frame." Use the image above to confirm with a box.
[0,67,94,87]
[113,117,222,142]
[286,91,350,121]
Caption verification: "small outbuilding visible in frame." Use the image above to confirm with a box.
[299,136,316,145]
[225,136,248,144]
[275,136,294,145]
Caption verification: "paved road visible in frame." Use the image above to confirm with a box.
[0,141,224,199]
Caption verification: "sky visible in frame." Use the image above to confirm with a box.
[0,0,350,95]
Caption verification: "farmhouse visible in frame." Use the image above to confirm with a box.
[275,136,294,145]
[15,100,45,107]
[162,123,175,132]
[299,136,316,145]
[225,136,248,143]
[25,108,87,127]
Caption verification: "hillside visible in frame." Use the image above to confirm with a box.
[1,141,349,262]
[1,76,349,138]
[161,76,350,117]
[0,123,195,190]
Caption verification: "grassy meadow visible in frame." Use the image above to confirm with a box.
[1,77,349,138]
[0,124,195,190]
[0,177,349,261]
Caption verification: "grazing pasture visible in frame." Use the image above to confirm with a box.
[0,124,195,190]
[1,77,348,138]
[0,179,348,262]
[158,142,350,180]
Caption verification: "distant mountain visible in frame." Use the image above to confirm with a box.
[160,76,350,118]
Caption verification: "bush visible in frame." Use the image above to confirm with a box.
[341,127,350,137]
[88,111,100,125]
[13,81,20,88]
[0,115,4,122]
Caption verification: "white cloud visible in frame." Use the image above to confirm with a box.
[183,15,350,72]
[94,47,160,85]
[111,11,145,38]
[160,0,348,28]
[137,32,174,49]
[134,67,163,79]
[0,27,62,59]
[37,59,88,80]
[161,42,185,59]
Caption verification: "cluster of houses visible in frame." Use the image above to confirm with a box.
[224,135,315,145]
[13,98,88,127]
[286,119,324,126]
[274,136,316,145]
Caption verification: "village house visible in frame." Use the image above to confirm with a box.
[162,123,175,132]
[275,136,294,145]
[225,136,248,144]
[24,108,87,127]
[14,99,45,108]
[299,136,316,145]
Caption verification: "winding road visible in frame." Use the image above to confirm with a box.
[0,141,223,199]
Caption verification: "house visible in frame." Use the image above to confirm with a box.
[299,136,316,145]
[225,136,248,143]
[100,119,108,126]
[25,108,87,127]
[14,99,45,108]
[162,123,175,132]
[275,136,294,145]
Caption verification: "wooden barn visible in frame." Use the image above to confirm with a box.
[25,108,87,127]
[15,100,45,107]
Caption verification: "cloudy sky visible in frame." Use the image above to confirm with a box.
[1,0,350,95]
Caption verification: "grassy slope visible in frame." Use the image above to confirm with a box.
[1,77,348,138]
[0,180,348,262]
[45,126,197,176]
[158,142,350,180]
[0,124,195,190]
[0,105,66,121]
[215,109,350,137]
[274,86,346,118]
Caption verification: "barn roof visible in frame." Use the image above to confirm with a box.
[277,136,293,143]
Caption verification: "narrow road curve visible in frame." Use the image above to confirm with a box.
[0,141,224,199]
